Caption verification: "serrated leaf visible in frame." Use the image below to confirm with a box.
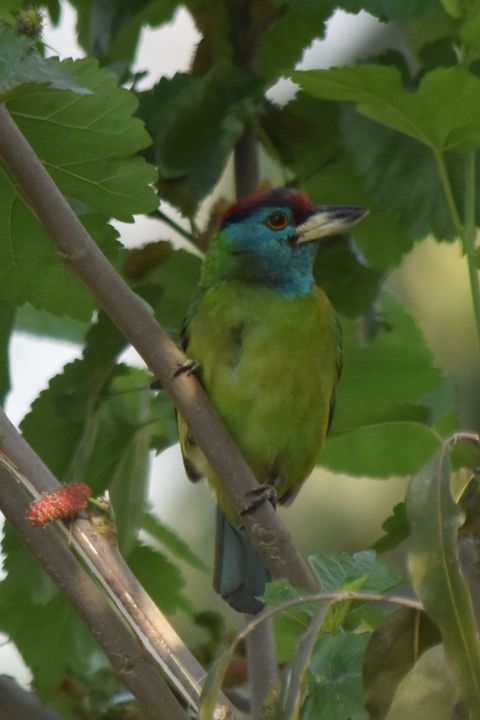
[372,502,409,554]
[338,0,439,20]
[320,422,441,478]
[0,54,157,317]
[20,313,125,478]
[275,607,331,720]
[15,303,88,343]
[0,171,120,318]
[407,446,480,714]
[260,93,340,182]
[385,645,457,720]
[259,3,328,80]
[309,550,403,595]
[302,154,414,270]
[87,0,177,60]
[136,246,201,338]
[142,511,208,572]
[332,294,445,435]
[86,366,154,554]
[261,92,414,270]
[340,108,459,242]
[302,632,370,720]
[127,543,191,614]
[6,56,157,220]
[292,65,480,151]
[0,523,105,699]
[279,0,439,21]
[0,26,90,100]
[139,65,259,214]
[314,237,383,318]
[364,608,442,720]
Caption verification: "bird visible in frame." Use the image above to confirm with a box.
[177,187,367,614]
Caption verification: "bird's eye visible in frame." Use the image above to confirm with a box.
[266,211,289,231]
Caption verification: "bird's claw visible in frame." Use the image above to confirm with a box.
[173,359,200,379]
[240,485,277,516]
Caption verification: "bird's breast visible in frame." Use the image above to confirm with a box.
[184,281,340,513]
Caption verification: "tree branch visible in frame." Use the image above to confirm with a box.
[0,407,239,719]
[0,103,317,595]
[0,676,67,720]
[0,450,187,720]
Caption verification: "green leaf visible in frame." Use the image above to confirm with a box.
[7,57,157,220]
[314,238,383,318]
[142,511,208,572]
[364,608,442,720]
[275,608,331,720]
[139,65,259,214]
[0,26,90,100]
[258,3,329,80]
[441,0,462,18]
[85,366,155,554]
[85,0,177,61]
[309,550,403,595]
[338,0,439,20]
[127,543,191,614]
[0,169,121,318]
[260,93,340,183]
[339,108,458,242]
[0,54,157,317]
[0,523,105,699]
[302,154,414,270]
[407,446,480,714]
[292,65,480,151]
[385,645,457,720]
[261,92,413,270]
[15,303,88,343]
[0,300,15,404]
[279,0,439,22]
[20,313,125,478]
[333,295,445,433]
[321,422,442,478]
[372,502,410,554]
[302,632,370,720]
[136,246,201,338]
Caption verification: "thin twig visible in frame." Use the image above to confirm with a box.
[152,208,196,242]
[462,150,480,352]
[199,590,424,715]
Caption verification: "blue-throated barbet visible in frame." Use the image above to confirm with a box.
[178,188,367,613]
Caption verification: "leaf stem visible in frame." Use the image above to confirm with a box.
[462,150,480,351]
[434,148,480,351]
[152,208,196,242]
[434,149,462,235]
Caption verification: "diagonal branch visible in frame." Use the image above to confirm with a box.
[0,449,187,720]
[0,103,317,596]
[0,407,239,719]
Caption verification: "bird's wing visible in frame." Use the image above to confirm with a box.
[178,295,206,483]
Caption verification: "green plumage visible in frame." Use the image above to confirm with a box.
[177,188,366,613]
[179,281,340,520]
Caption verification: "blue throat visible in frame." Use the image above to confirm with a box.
[202,206,317,298]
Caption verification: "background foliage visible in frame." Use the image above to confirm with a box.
[1,0,480,718]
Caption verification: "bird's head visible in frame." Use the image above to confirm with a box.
[201,188,367,296]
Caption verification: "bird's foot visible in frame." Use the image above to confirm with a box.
[240,485,277,516]
[173,358,200,379]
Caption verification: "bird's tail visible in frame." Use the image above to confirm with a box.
[213,507,271,614]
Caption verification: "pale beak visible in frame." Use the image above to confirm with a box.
[294,205,368,244]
